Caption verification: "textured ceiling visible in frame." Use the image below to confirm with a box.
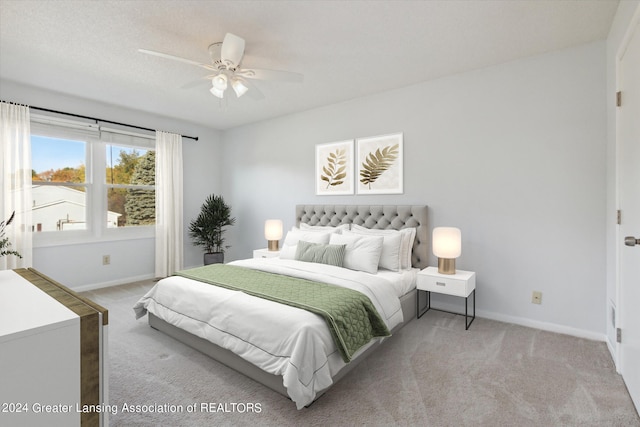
[0,0,619,130]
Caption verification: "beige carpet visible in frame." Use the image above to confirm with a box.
[82,280,639,427]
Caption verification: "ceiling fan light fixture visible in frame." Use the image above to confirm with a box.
[212,73,228,91]
[231,78,249,97]
[138,33,303,104]
[209,86,225,98]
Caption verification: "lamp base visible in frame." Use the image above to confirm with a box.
[438,258,456,275]
[267,240,279,251]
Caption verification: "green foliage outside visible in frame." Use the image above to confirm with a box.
[107,148,144,226]
[33,165,86,188]
[124,151,156,225]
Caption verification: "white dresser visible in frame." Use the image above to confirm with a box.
[0,269,108,426]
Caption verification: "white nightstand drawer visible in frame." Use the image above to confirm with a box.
[417,267,476,297]
[253,248,280,259]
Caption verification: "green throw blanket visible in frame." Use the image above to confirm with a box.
[175,264,391,362]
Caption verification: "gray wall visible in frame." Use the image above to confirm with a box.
[0,80,223,287]
[222,41,607,338]
[1,39,609,338]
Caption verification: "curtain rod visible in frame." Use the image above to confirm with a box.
[3,101,199,141]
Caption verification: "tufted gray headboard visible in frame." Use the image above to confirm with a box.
[295,205,429,269]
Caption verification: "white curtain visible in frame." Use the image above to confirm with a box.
[155,130,183,277]
[0,102,32,269]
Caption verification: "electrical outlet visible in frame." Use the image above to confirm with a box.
[102,255,110,265]
[532,291,542,304]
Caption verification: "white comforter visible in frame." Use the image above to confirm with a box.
[133,258,404,409]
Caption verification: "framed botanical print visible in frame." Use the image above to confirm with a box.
[315,140,354,195]
[356,133,403,194]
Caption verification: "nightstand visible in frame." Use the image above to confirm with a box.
[417,266,476,329]
[253,248,280,259]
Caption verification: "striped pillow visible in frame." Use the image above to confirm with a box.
[294,240,346,267]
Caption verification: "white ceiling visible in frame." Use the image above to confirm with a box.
[0,0,619,130]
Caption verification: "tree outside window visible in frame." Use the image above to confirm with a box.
[107,146,155,227]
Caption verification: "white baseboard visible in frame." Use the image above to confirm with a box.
[73,273,156,292]
[426,297,605,341]
[606,337,621,373]
[72,265,202,292]
[476,309,606,342]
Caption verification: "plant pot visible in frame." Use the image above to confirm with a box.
[204,252,224,265]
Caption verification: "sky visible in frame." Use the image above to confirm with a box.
[31,135,85,173]
[31,135,147,174]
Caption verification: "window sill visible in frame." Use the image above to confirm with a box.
[34,227,155,248]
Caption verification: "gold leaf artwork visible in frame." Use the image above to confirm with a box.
[359,144,399,189]
[320,148,348,188]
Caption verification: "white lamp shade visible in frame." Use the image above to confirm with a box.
[432,227,461,258]
[209,86,225,98]
[212,73,228,90]
[232,78,249,97]
[264,220,283,240]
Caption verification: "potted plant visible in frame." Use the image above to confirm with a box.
[0,211,22,260]
[189,194,236,265]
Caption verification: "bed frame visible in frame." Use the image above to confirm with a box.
[149,204,428,402]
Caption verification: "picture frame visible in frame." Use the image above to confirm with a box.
[315,140,354,195]
[356,132,403,194]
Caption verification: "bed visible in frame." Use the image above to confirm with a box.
[134,204,428,408]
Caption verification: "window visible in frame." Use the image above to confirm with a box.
[32,135,88,231]
[30,115,156,245]
[106,145,156,227]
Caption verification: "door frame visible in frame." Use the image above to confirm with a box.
[613,5,640,372]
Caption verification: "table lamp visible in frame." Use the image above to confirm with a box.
[432,227,461,274]
[264,220,283,251]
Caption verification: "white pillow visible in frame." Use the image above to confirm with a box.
[400,227,417,268]
[298,223,350,233]
[344,229,401,271]
[329,233,383,274]
[280,230,332,259]
[351,224,416,270]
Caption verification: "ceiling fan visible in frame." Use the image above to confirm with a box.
[139,33,303,100]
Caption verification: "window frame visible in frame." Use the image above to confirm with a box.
[31,116,156,248]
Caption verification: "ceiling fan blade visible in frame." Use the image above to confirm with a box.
[237,68,303,83]
[138,49,211,69]
[240,79,265,100]
[180,78,211,90]
[221,33,245,69]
